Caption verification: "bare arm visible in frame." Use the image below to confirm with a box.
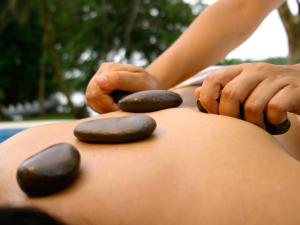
[85,0,285,113]
[147,0,285,89]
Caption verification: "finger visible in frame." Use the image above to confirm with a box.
[85,78,119,113]
[96,71,156,92]
[86,94,119,113]
[219,70,267,119]
[199,66,242,114]
[98,62,145,74]
[266,85,300,124]
[242,77,289,128]
[194,86,201,99]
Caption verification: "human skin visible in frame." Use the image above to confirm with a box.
[85,0,286,113]
[1,86,300,225]
[195,63,300,127]
[84,0,300,133]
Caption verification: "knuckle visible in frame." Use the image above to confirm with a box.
[199,96,213,108]
[221,85,239,101]
[199,97,209,105]
[109,72,121,85]
[85,86,99,105]
[203,75,213,84]
[252,62,269,71]
[85,92,95,105]
[100,62,113,70]
[203,74,219,86]
[287,83,298,89]
[267,100,283,114]
[244,101,262,115]
[265,75,277,83]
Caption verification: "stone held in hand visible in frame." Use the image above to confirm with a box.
[118,90,183,112]
[17,143,81,197]
[196,99,207,113]
[110,90,131,103]
[74,115,157,143]
[264,115,291,135]
[196,99,290,135]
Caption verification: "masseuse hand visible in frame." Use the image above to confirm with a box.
[85,63,159,113]
[194,63,300,128]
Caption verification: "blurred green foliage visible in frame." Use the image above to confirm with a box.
[0,0,290,119]
[218,57,288,65]
[0,0,201,108]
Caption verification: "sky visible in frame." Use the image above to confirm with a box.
[186,0,297,60]
[227,10,288,60]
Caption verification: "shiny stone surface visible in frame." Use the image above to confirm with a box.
[118,90,182,112]
[17,143,80,197]
[74,115,156,143]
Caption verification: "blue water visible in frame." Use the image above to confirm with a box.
[0,128,26,143]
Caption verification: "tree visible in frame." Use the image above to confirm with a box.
[278,1,300,64]
[0,0,204,119]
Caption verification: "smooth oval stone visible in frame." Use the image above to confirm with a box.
[74,115,156,143]
[196,99,290,135]
[118,90,183,112]
[17,143,80,197]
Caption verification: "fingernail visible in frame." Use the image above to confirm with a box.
[96,76,108,87]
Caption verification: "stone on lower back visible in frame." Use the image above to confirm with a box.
[17,143,80,197]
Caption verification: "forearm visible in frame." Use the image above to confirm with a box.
[147,0,284,89]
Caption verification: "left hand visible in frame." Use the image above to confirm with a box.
[194,62,300,128]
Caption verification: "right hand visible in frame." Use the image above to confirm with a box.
[194,63,300,128]
[85,62,160,113]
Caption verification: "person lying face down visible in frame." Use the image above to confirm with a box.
[1,85,300,225]
[2,0,300,223]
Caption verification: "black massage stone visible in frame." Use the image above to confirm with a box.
[74,115,156,143]
[118,90,183,112]
[111,90,131,103]
[196,99,207,113]
[264,116,291,135]
[196,99,290,135]
[17,143,80,197]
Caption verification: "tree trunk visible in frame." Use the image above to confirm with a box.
[124,0,141,50]
[0,105,6,120]
[38,56,45,115]
[278,1,300,64]
[99,0,109,61]
[42,0,76,115]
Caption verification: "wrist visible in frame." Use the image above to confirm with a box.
[145,67,168,90]
[146,65,185,90]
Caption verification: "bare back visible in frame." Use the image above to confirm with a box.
[0,87,300,225]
